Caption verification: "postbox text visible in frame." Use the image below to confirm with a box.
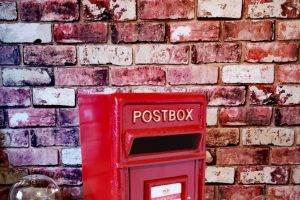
[133,109,193,123]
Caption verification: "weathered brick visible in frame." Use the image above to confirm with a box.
[8,108,56,128]
[82,0,136,21]
[242,128,294,146]
[222,65,274,84]
[33,88,75,107]
[278,64,300,83]
[139,0,194,19]
[205,186,215,200]
[238,166,289,184]
[245,42,298,62]
[30,167,82,185]
[0,168,28,184]
[249,85,277,105]
[0,129,29,147]
[217,147,269,165]
[206,128,239,147]
[205,166,235,184]
[207,86,246,106]
[0,109,4,128]
[79,45,132,65]
[270,147,300,164]
[277,20,300,40]
[224,20,273,41]
[268,186,300,200]
[292,166,300,184]
[275,107,300,126]
[110,66,166,86]
[169,21,220,43]
[20,0,79,21]
[206,150,214,164]
[0,88,31,107]
[167,65,218,85]
[58,108,79,127]
[6,148,58,166]
[220,107,272,126]
[245,0,300,18]
[0,2,17,21]
[277,85,300,105]
[2,67,54,86]
[24,45,76,66]
[197,0,242,18]
[62,148,82,165]
[296,128,300,145]
[191,43,241,64]
[0,23,52,43]
[206,107,218,126]
[135,44,189,64]
[0,151,9,167]
[30,128,79,147]
[0,45,20,65]
[111,22,165,43]
[219,186,264,200]
[55,67,108,86]
[62,187,83,200]
[54,23,107,43]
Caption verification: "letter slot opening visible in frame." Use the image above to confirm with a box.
[129,133,201,155]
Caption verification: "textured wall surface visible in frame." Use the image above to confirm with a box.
[0,0,300,199]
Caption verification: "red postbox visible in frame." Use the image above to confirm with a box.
[79,93,206,200]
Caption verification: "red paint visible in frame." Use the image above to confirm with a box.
[79,93,206,200]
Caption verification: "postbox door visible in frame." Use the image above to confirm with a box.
[130,160,198,200]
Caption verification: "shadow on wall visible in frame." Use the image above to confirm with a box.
[0,126,10,200]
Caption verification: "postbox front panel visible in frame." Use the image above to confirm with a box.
[130,160,198,200]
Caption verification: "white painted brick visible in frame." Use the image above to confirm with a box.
[242,128,294,146]
[61,148,82,165]
[207,107,218,126]
[205,166,235,183]
[198,0,242,18]
[222,64,274,83]
[110,0,136,20]
[277,85,300,105]
[0,2,17,20]
[33,88,75,106]
[292,166,300,184]
[79,45,132,65]
[296,128,300,145]
[0,23,52,43]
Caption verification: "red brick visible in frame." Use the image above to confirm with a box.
[8,108,56,128]
[270,147,300,164]
[166,65,218,85]
[0,187,9,200]
[219,186,264,200]
[220,107,272,126]
[6,148,58,166]
[24,45,76,66]
[205,186,215,200]
[55,67,108,86]
[206,128,239,147]
[54,23,108,43]
[278,64,300,83]
[238,166,289,184]
[268,186,300,200]
[110,66,166,86]
[249,85,277,105]
[20,0,79,21]
[275,107,300,126]
[62,187,83,200]
[245,0,300,18]
[0,88,31,107]
[191,43,241,63]
[138,0,194,19]
[206,86,246,106]
[0,45,20,65]
[169,21,219,43]
[277,20,300,40]
[58,108,79,127]
[30,167,82,185]
[223,20,273,41]
[0,151,9,167]
[111,22,165,43]
[217,147,269,165]
[245,42,298,62]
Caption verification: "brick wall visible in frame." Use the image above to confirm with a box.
[0,0,299,199]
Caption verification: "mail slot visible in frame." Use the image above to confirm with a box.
[79,93,206,200]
